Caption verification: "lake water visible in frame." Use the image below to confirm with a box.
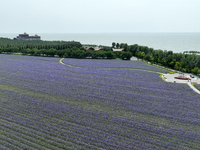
[1,33,200,53]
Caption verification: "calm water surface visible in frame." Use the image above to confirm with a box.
[1,33,200,53]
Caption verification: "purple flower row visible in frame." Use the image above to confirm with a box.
[62,58,168,73]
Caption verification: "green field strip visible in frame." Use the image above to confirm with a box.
[0,125,72,150]
[0,118,82,150]
[0,118,89,150]
[0,144,12,150]
[0,115,114,150]
[0,104,165,145]
[0,133,32,150]
[0,135,22,150]
[0,132,42,149]
[0,129,51,150]
[0,105,158,149]
[0,114,101,150]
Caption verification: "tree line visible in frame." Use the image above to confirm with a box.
[0,38,82,50]
[0,46,132,60]
[112,42,200,75]
[0,38,132,60]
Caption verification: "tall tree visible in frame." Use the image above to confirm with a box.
[116,43,119,48]
[112,42,116,48]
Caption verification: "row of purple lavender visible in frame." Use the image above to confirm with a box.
[0,54,199,149]
[62,58,168,73]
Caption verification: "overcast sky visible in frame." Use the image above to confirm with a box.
[0,0,200,33]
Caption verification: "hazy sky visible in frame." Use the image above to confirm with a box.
[0,0,200,33]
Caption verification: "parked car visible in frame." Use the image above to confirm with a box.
[190,75,194,78]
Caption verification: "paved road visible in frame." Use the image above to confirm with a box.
[187,82,200,94]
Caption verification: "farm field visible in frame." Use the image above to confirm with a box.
[0,54,200,149]
[62,58,168,73]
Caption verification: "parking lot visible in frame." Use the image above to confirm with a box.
[162,73,200,84]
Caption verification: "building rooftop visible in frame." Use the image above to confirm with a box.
[17,32,41,40]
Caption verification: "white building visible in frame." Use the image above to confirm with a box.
[17,32,41,41]
[112,48,124,52]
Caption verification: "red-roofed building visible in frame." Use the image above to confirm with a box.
[86,47,94,50]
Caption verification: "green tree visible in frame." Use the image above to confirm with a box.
[112,42,116,48]
[161,58,166,66]
[150,56,154,64]
[46,48,57,57]
[40,49,47,56]
[191,67,200,75]
[21,48,29,55]
[123,43,128,51]
[169,59,176,68]
[97,51,106,58]
[85,50,94,58]
[29,48,38,55]
[140,52,145,60]
[116,43,119,48]
[129,44,138,56]
[120,52,132,60]
[174,62,181,70]
[57,50,66,57]
[106,51,116,59]
[71,50,85,58]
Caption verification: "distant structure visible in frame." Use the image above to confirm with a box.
[112,48,124,52]
[86,46,103,51]
[16,32,41,41]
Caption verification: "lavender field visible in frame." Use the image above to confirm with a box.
[62,58,168,73]
[0,55,200,149]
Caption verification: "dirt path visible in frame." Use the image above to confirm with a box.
[59,58,80,68]
[59,58,65,65]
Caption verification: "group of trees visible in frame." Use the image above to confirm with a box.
[20,47,131,59]
[113,42,200,75]
[112,42,129,51]
[0,46,118,59]
[0,38,133,60]
[0,38,82,51]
